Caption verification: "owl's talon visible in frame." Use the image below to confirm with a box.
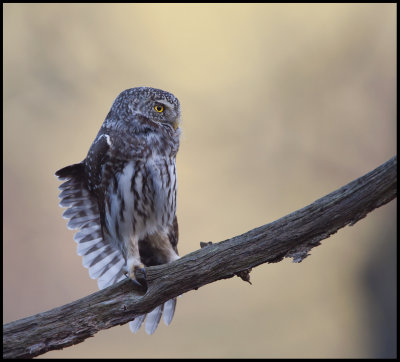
[129,266,147,291]
[131,277,147,291]
[134,267,148,290]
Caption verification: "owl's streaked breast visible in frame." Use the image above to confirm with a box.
[104,156,177,257]
[146,155,177,226]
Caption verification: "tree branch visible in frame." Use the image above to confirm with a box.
[3,156,397,359]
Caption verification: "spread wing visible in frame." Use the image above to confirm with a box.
[55,161,126,289]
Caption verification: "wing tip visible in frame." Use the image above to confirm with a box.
[55,162,85,179]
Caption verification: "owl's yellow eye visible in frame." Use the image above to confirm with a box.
[154,105,164,113]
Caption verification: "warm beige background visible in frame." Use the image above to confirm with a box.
[3,3,396,358]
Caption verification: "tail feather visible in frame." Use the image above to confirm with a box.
[127,298,177,334]
[145,305,164,335]
[163,298,177,326]
[129,314,146,333]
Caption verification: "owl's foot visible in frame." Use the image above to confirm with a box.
[127,257,148,291]
[129,267,147,291]
[132,266,147,290]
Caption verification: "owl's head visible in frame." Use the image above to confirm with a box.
[109,87,181,132]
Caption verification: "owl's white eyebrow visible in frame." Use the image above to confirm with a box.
[156,100,174,109]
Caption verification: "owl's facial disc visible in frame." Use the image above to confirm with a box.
[154,99,180,130]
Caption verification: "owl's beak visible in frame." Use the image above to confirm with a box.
[172,115,181,131]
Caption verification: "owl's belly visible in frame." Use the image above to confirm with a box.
[104,159,176,247]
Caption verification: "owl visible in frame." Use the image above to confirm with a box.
[55,87,181,335]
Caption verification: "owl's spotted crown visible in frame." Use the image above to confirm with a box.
[112,87,180,110]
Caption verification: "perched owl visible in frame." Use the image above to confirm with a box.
[55,87,181,335]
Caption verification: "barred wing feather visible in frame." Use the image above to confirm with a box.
[56,163,126,290]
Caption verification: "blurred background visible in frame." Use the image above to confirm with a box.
[3,3,396,358]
